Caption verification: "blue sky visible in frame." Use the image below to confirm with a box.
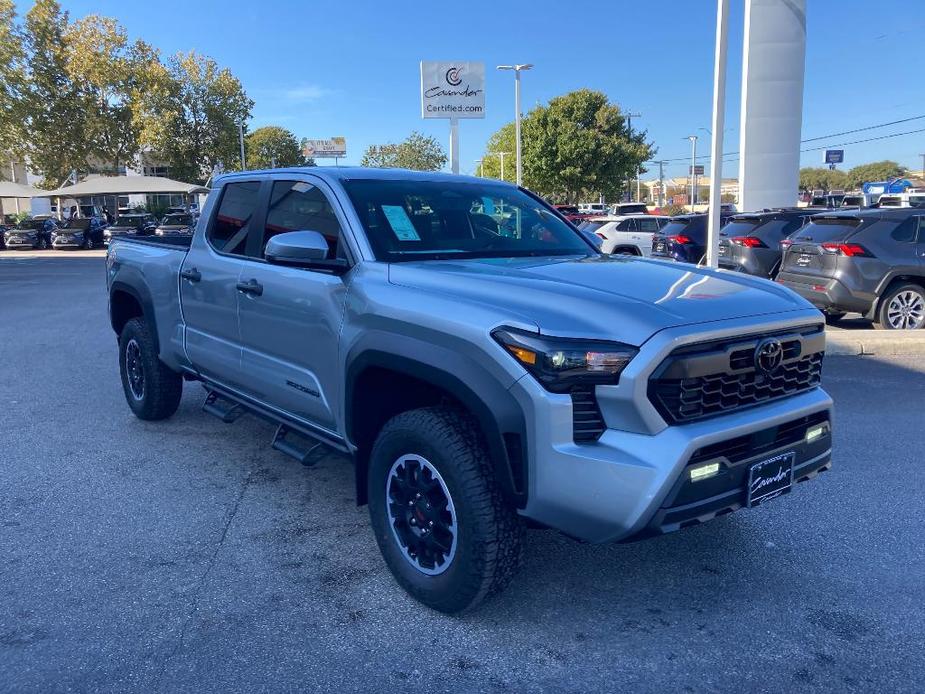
[23,0,925,178]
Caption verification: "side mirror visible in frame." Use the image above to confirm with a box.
[265,230,350,275]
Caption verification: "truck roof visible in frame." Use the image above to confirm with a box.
[214,166,516,188]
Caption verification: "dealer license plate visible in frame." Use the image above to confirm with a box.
[747,452,794,507]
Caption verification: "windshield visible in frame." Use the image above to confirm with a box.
[616,204,647,214]
[161,214,192,226]
[658,219,695,236]
[62,218,91,230]
[343,179,596,261]
[791,217,864,243]
[841,196,863,206]
[15,219,45,230]
[114,215,146,227]
[721,219,760,237]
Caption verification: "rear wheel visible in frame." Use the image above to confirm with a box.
[823,311,846,325]
[876,284,925,330]
[367,406,523,614]
[118,318,183,419]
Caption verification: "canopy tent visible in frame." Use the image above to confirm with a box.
[0,181,49,198]
[43,175,209,197]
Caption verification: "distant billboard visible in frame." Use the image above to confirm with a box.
[303,137,346,158]
[689,165,705,176]
[824,149,844,164]
[420,61,485,119]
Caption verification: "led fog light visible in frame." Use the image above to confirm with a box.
[690,462,720,482]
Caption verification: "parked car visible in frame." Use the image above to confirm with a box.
[777,208,925,329]
[876,190,925,208]
[154,213,196,238]
[0,220,7,250]
[51,216,107,249]
[650,212,734,264]
[106,167,833,613]
[589,214,669,255]
[609,202,649,216]
[718,208,820,279]
[839,192,865,208]
[3,217,58,250]
[103,213,158,244]
[578,202,608,215]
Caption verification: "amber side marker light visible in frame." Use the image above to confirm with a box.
[506,345,537,365]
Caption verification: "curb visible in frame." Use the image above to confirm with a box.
[826,330,925,356]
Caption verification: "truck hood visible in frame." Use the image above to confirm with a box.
[388,255,813,346]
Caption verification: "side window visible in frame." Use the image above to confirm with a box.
[916,217,925,243]
[891,218,917,243]
[208,180,261,256]
[637,218,661,233]
[263,180,343,259]
[616,219,634,231]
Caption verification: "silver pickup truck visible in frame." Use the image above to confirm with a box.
[106,167,833,613]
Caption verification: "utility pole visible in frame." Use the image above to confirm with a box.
[625,111,641,201]
[657,161,666,208]
[686,135,699,209]
[920,153,925,180]
[704,0,730,269]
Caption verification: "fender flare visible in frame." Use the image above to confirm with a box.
[109,277,159,352]
[867,272,925,320]
[345,341,528,509]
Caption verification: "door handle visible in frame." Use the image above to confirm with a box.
[236,279,263,296]
[180,267,201,282]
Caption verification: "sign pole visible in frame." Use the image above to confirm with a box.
[450,118,459,174]
[705,0,730,269]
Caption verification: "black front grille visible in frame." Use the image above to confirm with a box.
[688,411,829,466]
[571,386,605,443]
[649,328,825,424]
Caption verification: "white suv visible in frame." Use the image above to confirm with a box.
[585,214,669,255]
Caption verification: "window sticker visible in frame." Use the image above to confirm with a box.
[382,205,421,241]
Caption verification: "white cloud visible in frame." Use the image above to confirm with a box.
[281,85,332,102]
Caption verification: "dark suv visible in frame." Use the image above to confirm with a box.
[776,208,925,329]
[651,213,733,264]
[718,208,821,279]
[3,217,58,250]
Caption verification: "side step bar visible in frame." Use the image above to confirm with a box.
[200,386,348,466]
[271,425,328,467]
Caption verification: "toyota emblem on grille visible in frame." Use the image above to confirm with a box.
[755,338,784,374]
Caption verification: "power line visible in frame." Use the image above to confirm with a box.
[649,114,925,164]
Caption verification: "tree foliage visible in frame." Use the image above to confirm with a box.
[360,131,446,171]
[245,125,306,169]
[798,167,849,192]
[0,0,25,164]
[133,51,253,183]
[479,123,515,182]
[481,89,653,202]
[846,160,906,188]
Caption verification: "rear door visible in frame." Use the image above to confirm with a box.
[235,176,354,431]
[180,178,264,387]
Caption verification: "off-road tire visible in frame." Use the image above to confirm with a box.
[118,318,183,420]
[368,406,524,614]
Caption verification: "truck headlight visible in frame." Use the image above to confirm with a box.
[492,328,637,393]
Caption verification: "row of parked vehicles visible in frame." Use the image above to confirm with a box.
[575,202,925,330]
[0,208,197,251]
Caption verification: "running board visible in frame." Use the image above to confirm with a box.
[271,425,329,466]
[202,390,245,423]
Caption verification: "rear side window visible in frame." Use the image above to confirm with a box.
[891,218,918,243]
[209,180,261,256]
[263,181,343,259]
[615,219,634,231]
[637,218,662,233]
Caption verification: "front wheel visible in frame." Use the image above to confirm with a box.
[118,318,183,419]
[875,284,925,330]
[367,406,523,614]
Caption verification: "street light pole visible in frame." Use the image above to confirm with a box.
[497,64,533,186]
[625,112,641,201]
[239,122,246,170]
[686,135,698,209]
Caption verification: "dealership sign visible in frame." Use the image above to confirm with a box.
[824,149,844,164]
[303,137,346,158]
[420,62,485,119]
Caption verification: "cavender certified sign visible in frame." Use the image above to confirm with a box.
[303,137,346,158]
[420,61,485,119]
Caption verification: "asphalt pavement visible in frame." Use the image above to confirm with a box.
[1,256,923,693]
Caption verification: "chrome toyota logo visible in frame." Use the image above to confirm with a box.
[755,338,784,374]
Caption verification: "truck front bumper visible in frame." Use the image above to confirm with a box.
[510,367,833,544]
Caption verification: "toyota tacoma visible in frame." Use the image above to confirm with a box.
[106,168,833,613]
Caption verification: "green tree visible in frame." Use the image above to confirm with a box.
[0,0,26,164]
[846,160,906,189]
[65,15,157,173]
[479,122,515,182]
[246,126,305,169]
[360,131,446,171]
[504,89,653,202]
[133,51,253,183]
[20,0,89,186]
[799,167,849,192]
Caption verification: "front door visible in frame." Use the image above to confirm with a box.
[180,178,263,387]
[236,177,352,432]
